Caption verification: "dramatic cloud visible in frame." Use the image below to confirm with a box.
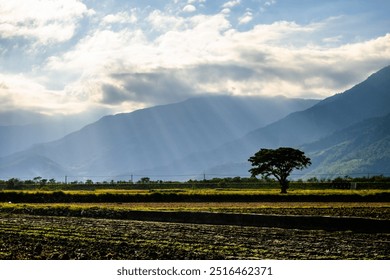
[0,0,93,44]
[0,0,389,124]
[104,71,196,105]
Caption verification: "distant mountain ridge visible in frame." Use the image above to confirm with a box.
[147,65,390,179]
[1,65,389,181]
[0,123,78,157]
[0,116,99,157]
[0,95,317,179]
[245,65,390,148]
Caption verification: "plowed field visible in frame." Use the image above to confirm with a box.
[1,213,389,260]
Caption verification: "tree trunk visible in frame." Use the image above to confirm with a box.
[280,179,289,194]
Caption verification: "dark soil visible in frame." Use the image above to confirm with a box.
[221,206,390,219]
[0,213,389,260]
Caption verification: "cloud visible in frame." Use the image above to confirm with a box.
[1,2,389,122]
[0,0,94,45]
[191,64,257,85]
[34,12,390,108]
[183,5,197,13]
[102,11,137,25]
[45,28,148,78]
[264,0,277,7]
[101,84,132,105]
[106,71,196,105]
[0,73,82,115]
[238,11,253,25]
[0,82,9,89]
[100,29,390,103]
[221,8,231,14]
[222,0,241,9]
[322,35,343,44]
[188,0,206,3]
[0,92,13,108]
[147,10,185,32]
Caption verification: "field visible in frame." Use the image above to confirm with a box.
[0,188,389,260]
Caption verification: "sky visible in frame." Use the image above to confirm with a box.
[0,0,389,125]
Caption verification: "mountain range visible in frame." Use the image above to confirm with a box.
[146,65,390,179]
[0,114,101,157]
[0,95,317,180]
[0,65,389,181]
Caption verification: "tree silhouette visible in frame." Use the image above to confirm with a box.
[248,147,311,193]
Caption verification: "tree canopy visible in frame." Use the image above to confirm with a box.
[248,147,311,193]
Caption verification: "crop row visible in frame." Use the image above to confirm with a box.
[3,201,389,219]
[1,190,390,203]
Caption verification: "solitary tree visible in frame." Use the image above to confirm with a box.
[248,147,311,193]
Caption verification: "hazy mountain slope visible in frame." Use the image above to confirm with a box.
[302,113,390,178]
[0,123,75,157]
[0,116,97,157]
[150,65,390,179]
[0,95,317,179]
[244,65,390,148]
[0,153,68,179]
[203,114,390,179]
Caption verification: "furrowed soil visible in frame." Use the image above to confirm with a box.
[2,202,388,219]
[0,213,389,260]
[41,202,390,219]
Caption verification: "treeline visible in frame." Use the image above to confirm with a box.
[1,175,390,190]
